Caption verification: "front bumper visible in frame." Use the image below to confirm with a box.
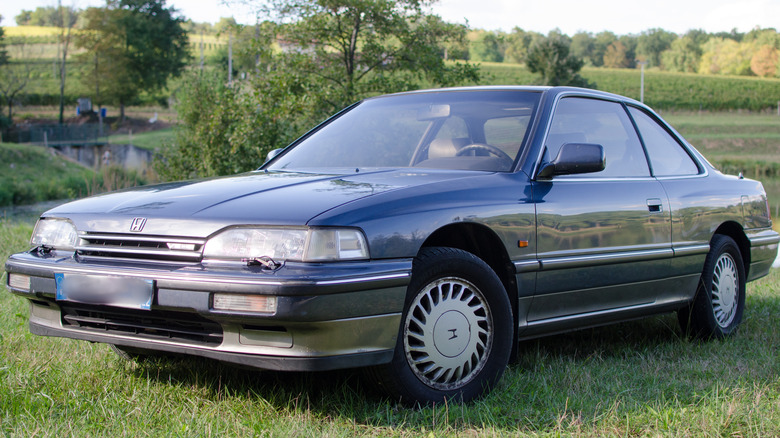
[5,251,412,371]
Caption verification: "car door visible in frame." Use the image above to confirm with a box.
[525,96,673,328]
[626,105,716,302]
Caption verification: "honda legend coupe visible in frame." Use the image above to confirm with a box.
[6,86,778,405]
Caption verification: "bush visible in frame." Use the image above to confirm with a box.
[156,71,300,180]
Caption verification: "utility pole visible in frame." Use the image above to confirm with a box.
[637,60,648,103]
[228,33,233,85]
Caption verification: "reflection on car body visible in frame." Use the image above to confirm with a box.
[5,86,779,405]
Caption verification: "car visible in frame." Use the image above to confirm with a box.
[5,86,779,405]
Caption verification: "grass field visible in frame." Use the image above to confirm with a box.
[1,218,779,436]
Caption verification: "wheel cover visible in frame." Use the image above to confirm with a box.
[712,252,739,328]
[403,277,493,390]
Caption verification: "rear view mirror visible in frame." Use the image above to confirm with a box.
[537,143,605,179]
[417,104,450,121]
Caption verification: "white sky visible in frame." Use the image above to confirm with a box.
[1,0,778,35]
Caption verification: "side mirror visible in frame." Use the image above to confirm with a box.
[263,148,284,165]
[537,143,605,179]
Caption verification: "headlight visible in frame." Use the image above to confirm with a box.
[30,218,78,250]
[203,227,369,262]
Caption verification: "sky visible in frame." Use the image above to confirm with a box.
[1,0,778,36]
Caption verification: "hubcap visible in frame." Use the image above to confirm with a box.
[712,253,739,328]
[403,277,492,390]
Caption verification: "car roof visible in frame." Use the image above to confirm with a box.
[376,85,642,107]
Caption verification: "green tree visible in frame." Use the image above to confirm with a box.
[570,32,595,65]
[503,27,538,64]
[14,6,79,27]
[469,31,504,62]
[157,71,296,179]
[0,40,36,122]
[255,0,479,114]
[661,35,701,73]
[698,37,754,76]
[76,0,190,120]
[590,31,618,67]
[0,15,8,67]
[526,31,593,87]
[637,28,676,68]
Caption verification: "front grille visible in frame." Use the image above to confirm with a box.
[77,233,205,262]
[60,304,223,346]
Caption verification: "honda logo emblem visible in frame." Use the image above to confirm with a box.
[129,217,147,232]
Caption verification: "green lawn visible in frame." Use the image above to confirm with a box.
[2,216,779,436]
[108,127,175,150]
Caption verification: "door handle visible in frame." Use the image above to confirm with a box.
[647,198,663,213]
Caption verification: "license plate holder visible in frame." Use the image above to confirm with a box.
[55,273,153,310]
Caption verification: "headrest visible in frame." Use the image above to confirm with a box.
[429,137,470,158]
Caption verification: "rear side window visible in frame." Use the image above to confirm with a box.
[628,107,700,177]
[546,97,650,178]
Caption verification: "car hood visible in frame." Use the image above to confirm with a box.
[44,169,487,237]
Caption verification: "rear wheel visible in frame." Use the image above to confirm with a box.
[370,247,513,405]
[679,235,746,339]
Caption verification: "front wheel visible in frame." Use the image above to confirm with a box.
[679,235,746,339]
[369,247,513,405]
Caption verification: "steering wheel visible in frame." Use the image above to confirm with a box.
[455,143,514,164]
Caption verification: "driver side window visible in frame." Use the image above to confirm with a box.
[547,97,650,178]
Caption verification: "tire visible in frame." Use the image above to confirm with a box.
[678,235,746,339]
[369,247,513,405]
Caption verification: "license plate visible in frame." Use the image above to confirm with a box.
[55,273,153,310]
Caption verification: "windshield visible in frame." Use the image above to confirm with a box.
[267,90,541,173]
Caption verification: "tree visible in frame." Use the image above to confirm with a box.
[698,37,754,76]
[0,40,36,123]
[157,71,296,179]
[14,6,79,27]
[570,32,595,65]
[661,36,701,73]
[503,27,539,64]
[636,28,676,68]
[56,1,77,124]
[603,41,630,68]
[525,31,593,87]
[0,15,8,67]
[469,31,504,62]
[751,45,779,77]
[76,0,190,120]
[591,31,618,67]
[253,0,480,114]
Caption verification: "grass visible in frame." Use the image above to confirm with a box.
[1,219,779,436]
[108,127,175,150]
[0,143,95,206]
[0,143,150,207]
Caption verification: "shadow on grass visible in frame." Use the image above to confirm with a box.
[118,295,779,431]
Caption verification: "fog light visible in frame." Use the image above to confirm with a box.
[8,274,31,292]
[213,293,277,314]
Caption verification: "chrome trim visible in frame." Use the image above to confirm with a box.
[79,233,205,245]
[74,246,202,259]
[527,302,655,327]
[749,234,780,246]
[513,260,541,273]
[7,259,409,288]
[315,272,410,286]
[540,248,673,270]
[672,244,711,257]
